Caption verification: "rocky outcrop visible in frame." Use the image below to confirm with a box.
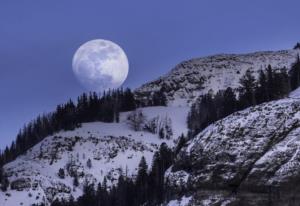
[10,178,31,191]
[44,183,71,202]
[166,98,300,205]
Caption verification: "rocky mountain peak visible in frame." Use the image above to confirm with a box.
[136,49,299,106]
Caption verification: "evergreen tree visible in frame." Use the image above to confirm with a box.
[86,158,92,169]
[273,68,290,98]
[68,196,75,206]
[148,143,173,204]
[51,199,63,206]
[214,90,225,119]
[223,87,237,116]
[115,174,136,206]
[256,70,269,103]
[158,127,165,139]
[266,65,275,100]
[289,55,300,90]
[187,93,216,137]
[136,156,148,204]
[121,88,136,111]
[239,69,256,108]
[97,177,109,206]
[77,93,89,122]
[73,175,79,187]
[0,167,2,184]
[294,42,300,50]
[58,168,65,179]
[175,134,186,155]
[149,151,162,203]
[1,176,9,192]
[77,183,96,206]
[152,89,167,106]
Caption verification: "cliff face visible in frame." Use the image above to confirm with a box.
[166,97,300,205]
[136,49,299,106]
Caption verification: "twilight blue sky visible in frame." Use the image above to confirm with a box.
[1,0,300,148]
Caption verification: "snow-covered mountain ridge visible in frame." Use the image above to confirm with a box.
[2,47,300,206]
[166,93,300,205]
[136,49,300,105]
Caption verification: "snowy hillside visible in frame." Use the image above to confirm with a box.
[136,49,300,105]
[166,96,300,205]
[0,106,189,206]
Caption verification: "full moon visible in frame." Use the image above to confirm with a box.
[72,39,129,91]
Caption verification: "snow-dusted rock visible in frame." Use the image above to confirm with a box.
[167,97,300,205]
[166,195,193,206]
[10,178,31,191]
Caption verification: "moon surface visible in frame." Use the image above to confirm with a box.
[72,39,129,91]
